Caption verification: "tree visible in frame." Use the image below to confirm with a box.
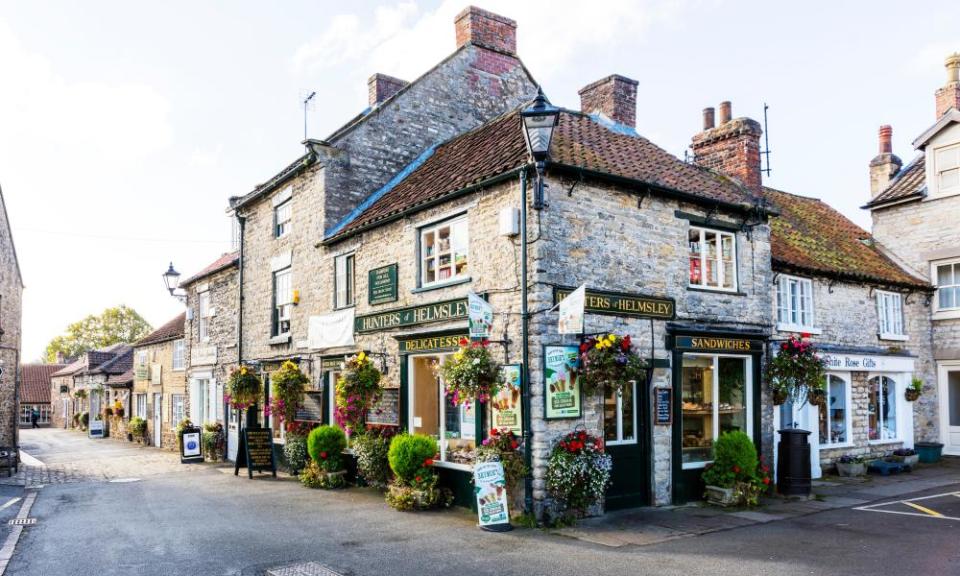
[44,305,153,363]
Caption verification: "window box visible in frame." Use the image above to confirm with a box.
[688,226,737,292]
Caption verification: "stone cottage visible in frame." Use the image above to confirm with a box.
[131,314,186,449]
[19,364,66,427]
[49,344,131,431]
[0,184,23,448]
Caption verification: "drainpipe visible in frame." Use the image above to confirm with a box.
[519,169,534,517]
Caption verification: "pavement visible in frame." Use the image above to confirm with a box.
[3,428,960,576]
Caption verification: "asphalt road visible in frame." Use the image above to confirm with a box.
[6,429,960,576]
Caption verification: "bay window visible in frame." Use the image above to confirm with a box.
[272,268,292,337]
[876,291,905,339]
[680,354,752,468]
[777,275,814,330]
[868,376,899,441]
[818,374,850,445]
[420,216,468,287]
[334,253,355,309]
[935,261,960,311]
[688,226,737,291]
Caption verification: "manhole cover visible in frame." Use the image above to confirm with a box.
[8,518,36,526]
[266,561,344,576]
[108,478,141,483]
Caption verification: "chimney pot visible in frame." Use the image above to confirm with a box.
[578,74,639,128]
[878,125,893,154]
[455,6,517,55]
[719,101,732,124]
[935,52,960,118]
[367,73,409,107]
[703,107,715,130]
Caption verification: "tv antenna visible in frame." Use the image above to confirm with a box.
[761,102,772,176]
[302,91,317,141]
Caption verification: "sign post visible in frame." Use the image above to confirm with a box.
[473,461,512,532]
[180,426,204,464]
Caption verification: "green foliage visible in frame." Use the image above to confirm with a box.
[578,334,647,395]
[334,352,383,434]
[283,434,309,474]
[128,417,147,437]
[701,431,759,489]
[299,461,347,489]
[307,425,347,472]
[388,434,438,486]
[201,423,224,461]
[44,305,152,363]
[352,426,398,489]
[439,339,502,405]
[227,365,262,409]
[268,361,308,423]
[385,480,453,511]
[766,334,828,403]
[910,377,924,394]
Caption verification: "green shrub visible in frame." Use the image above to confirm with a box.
[128,417,147,438]
[299,461,347,489]
[353,425,398,489]
[388,433,437,486]
[701,431,758,488]
[307,425,347,472]
[283,434,309,474]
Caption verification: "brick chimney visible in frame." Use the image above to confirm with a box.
[455,6,516,55]
[578,74,638,128]
[690,101,763,191]
[368,73,409,107]
[935,53,960,119]
[869,125,902,198]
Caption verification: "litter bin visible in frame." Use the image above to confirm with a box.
[777,428,811,497]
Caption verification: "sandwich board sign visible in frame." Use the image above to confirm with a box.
[473,461,512,532]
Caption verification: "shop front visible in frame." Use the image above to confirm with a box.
[668,329,765,503]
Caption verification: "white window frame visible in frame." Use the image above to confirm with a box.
[274,198,292,238]
[171,394,185,426]
[419,215,469,288]
[172,340,186,371]
[934,142,960,197]
[136,394,147,419]
[867,374,902,443]
[272,268,292,337]
[604,380,638,446]
[198,291,211,342]
[819,373,853,447]
[932,259,960,318]
[334,252,355,309]
[876,290,907,340]
[776,275,817,332]
[688,226,738,292]
[137,350,148,368]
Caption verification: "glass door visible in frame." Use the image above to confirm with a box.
[940,364,960,456]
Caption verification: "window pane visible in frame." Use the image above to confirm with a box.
[881,377,897,440]
[776,278,786,323]
[940,286,956,309]
[603,385,618,442]
[820,376,847,445]
[704,233,719,287]
[412,356,440,441]
[868,378,880,441]
[689,229,702,285]
[718,357,747,436]
[437,356,475,465]
[789,280,799,325]
[681,356,713,465]
[721,234,735,289]
[451,219,468,277]
[937,264,953,286]
[940,168,959,189]
[949,371,960,427]
[621,381,635,442]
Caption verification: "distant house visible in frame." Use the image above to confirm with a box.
[131,314,186,450]
[50,344,132,430]
[19,364,67,427]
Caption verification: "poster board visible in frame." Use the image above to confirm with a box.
[544,345,581,419]
[180,427,203,463]
[88,419,105,439]
[366,388,400,426]
[473,461,511,531]
[296,391,324,422]
[490,364,522,435]
[234,427,277,479]
[654,387,672,425]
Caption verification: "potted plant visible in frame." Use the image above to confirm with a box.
[477,428,527,515]
[835,454,866,477]
[889,448,919,468]
[765,334,828,406]
[701,431,770,506]
[202,422,225,462]
[113,400,124,419]
[282,421,316,475]
[128,417,147,443]
[175,418,193,452]
[352,424,399,490]
[227,365,263,411]
[299,425,348,489]
[439,338,503,407]
[544,430,612,520]
[267,361,308,425]
[905,377,923,402]
[915,441,944,463]
[334,352,383,435]
[385,433,452,510]
[577,334,648,395]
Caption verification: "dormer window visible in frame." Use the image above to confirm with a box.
[935,143,960,196]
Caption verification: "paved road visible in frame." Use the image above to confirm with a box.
[6,429,960,576]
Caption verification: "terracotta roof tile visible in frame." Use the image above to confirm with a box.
[20,364,67,404]
[865,154,925,207]
[135,313,185,347]
[106,368,134,387]
[181,252,239,286]
[762,187,929,289]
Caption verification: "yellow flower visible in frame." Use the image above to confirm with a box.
[240,366,248,375]
[357,351,366,363]
[608,333,617,342]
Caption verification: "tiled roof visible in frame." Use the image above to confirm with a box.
[181,252,239,287]
[88,346,133,376]
[326,107,758,241]
[135,313,185,347]
[50,343,129,378]
[106,368,134,387]
[20,364,67,404]
[865,154,925,208]
[762,187,929,289]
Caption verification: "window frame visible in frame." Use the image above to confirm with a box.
[334,252,356,309]
[818,373,852,447]
[172,340,186,371]
[274,198,292,238]
[876,290,907,340]
[272,267,293,337]
[932,260,960,316]
[776,274,816,331]
[934,142,960,196]
[867,375,901,443]
[604,379,638,446]
[418,215,469,288]
[136,394,147,419]
[687,226,738,292]
[171,394,185,426]
[198,291,211,342]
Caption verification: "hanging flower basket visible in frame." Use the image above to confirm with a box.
[905,377,923,402]
[334,352,382,435]
[438,338,502,407]
[807,387,826,407]
[227,365,262,410]
[268,360,309,423]
[577,334,648,395]
[765,334,828,405]
[772,389,789,406]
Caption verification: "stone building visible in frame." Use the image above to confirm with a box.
[49,344,131,431]
[181,252,239,459]
[0,185,23,448]
[19,364,66,427]
[760,187,934,477]
[131,314,186,450]
[865,53,960,457]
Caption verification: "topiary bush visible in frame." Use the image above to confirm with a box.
[701,431,758,488]
[307,425,347,472]
[388,433,437,485]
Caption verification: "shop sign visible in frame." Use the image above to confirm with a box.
[473,461,511,530]
[367,388,400,426]
[654,387,672,425]
[368,264,399,305]
[558,284,586,335]
[191,345,217,367]
[468,291,493,339]
[398,333,469,354]
[235,427,277,479]
[320,357,345,371]
[180,426,203,463]
[135,364,148,380]
[544,345,581,419]
[491,364,522,435]
[355,298,469,333]
[820,353,915,373]
[672,335,763,353]
[309,308,356,349]
[554,286,675,320]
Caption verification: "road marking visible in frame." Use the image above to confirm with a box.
[0,491,38,576]
[0,499,20,512]
[854,491,960,521]
[17,451,44,468]
[903,501,944,517]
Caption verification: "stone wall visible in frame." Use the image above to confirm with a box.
[0,192,22,448]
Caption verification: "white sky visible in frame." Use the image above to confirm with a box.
[1,0,957,361]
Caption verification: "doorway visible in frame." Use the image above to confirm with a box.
[407,354,478,467]
[153,393,162,447]
[939,363,960,455]
[603,379,649,509]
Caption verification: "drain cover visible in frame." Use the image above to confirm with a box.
[8,518,36,526]
[266,562,344,576]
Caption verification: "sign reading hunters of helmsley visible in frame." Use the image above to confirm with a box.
[553,287,675,320]
[354,298,469,333]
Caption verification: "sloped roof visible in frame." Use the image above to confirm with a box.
[20,364,67,403]
[106,368,134,387]
[181,252,239,287]
[50,343,129,378]
[865,154,926,208]
[135,313,185,347]
[326,107,758,241]
[763,187,929,289]
[88,345,132,376]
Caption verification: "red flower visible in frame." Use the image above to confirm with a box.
[458,337,468,347]
[424,458,434,467]
[482,339,490,347]
[320,451,328,459]
[762,477,771,485]
[732,465,741,474]
[579,343,588,353]
[781,343,788,351]
[490,428,499,436]
[621,335,632,351]
[510,441,519,450]
[800,332,811,339]
[415,475,422,482]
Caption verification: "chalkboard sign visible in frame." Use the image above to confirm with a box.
[180,426,203,464]
[654,387,672,425]
[296,391,324,422]
[234,427,277,479]
[366,388,399,426]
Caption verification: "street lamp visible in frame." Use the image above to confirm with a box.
[520,86,559,210]
[163,262,186,302]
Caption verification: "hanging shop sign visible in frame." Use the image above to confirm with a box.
[368,264,399,306]
[468,291,493,339]
[554,286,675,320]
[490,364,523,435]
[309,308,356,349]
[355,298,469,333]
[295,392,324,422]
[180,426,203,463]
[473,461,512,532]
[671,335,764,353]
[544,345,581,419]
[654,387,672,425]
[557,284,586,335]
[234,427,277,479]
[366,388,400,426]
[135,364,149,380]
[398,333,469,354]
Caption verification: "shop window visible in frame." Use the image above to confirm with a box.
[171,394,185,426]
[198,291,211,342]
[420,216,469,287]
[334,253,355,309]
[19,406,31,425]
[688,226,737,291]
[136,394,147,418]
[274,198,292,238]
[935,261,960,311]
[680,354,750,468]
[818,375,849,445]
[603,380,636,445]
[776,275,814,330]
[876,291,905,339]
[868,376,899,441]
[935,142,960,196]
[272,268,292,337]
[172,340,186,371]
[410,355,476,466]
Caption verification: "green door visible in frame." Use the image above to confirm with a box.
[604,380,649,509]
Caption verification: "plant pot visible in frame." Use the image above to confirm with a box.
[772,389,788,406]
[904,389,921,402]
[836,462,866,477]
[807,389,826,407]
[704,485,736,507]
[915,442,944,463]
[127,433,133,442]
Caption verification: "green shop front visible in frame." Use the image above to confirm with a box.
[667,328,766,503]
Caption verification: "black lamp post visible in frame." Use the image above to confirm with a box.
[520,86,560,209]
[162,262,186,302]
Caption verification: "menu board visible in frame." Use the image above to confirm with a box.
[235,427,276,479]
[654,387,672,425]
[544,345,581,419]
[366,388,399,426]
[296,391,324,422]
[491,364,523,435]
